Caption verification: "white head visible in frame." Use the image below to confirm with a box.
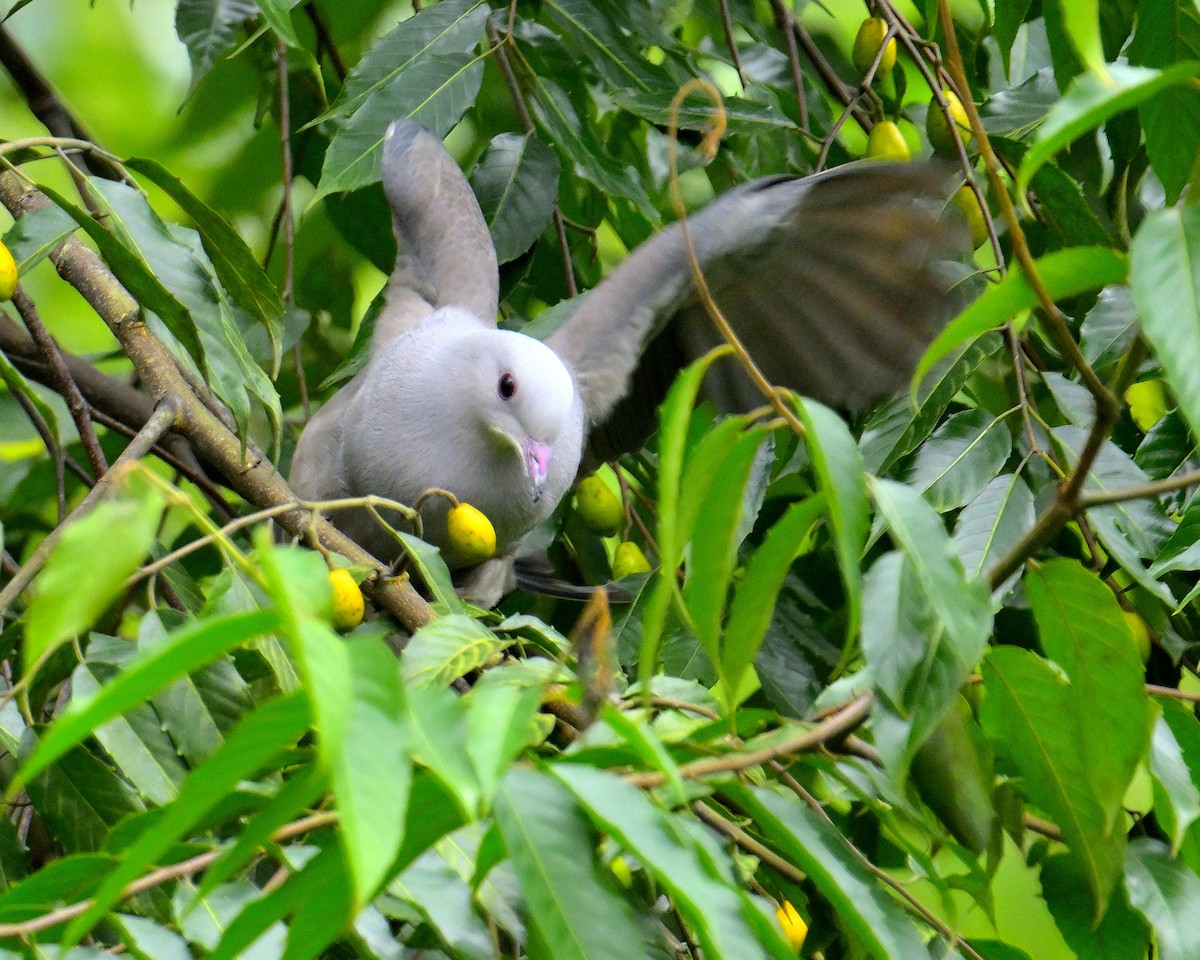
[443,323,577,503]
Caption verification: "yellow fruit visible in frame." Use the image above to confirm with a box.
[446,502,497,563]
[329,568,364,632]
[0,241,17,300]
[951,185,990,249]
[612,541,652,578]
[866,120,911,162]
[1122,609,1152,664]
[776,899,808,952]
[1125,380,1168,432]
[852,17,897,77]
[575,474,623,536]
[927,89,972,154]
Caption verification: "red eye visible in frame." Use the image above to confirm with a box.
[499,373,517,400]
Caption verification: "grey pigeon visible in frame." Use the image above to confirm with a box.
[290,120,968,593]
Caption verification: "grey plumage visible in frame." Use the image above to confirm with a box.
[290,119,969,583]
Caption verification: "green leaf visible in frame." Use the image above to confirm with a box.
[1027,560,1154,833]
[405,684,479,820]
[469,133,561,264]
[0,349,60,456]
[402,613,505,687]
[1056,0,1106,75]
[259,540,407,905]
[336,635,410,904]
[683,427,768,667]
[2,202,76,274]
[1150,496,1200,576]
[1127,0,1200,201]
[72,659,188,806]
[0,853,114,923]
[914,247,1128,386]
[1017,61,1200,194]
[494,768,647,960]
[317,53,485,197]
[1040,853,1149,960]
[62,693,311,946]
[464,676,544,805]
[1124,838,1200,960]
[38,183,205,366]
[1081,286,1138,370]
[23,482,164,672]
[13,610,277,795]
[114,912,195,960]
[981,646,1125,911]
[25,745,145,853]
[529,76,657,220]
[554,766,793,960]
[317,0,487,122]
[84,177,282,443]
[908,408,1014,512]
[1053,426,1176,604]
[125,157,285,373]
[638,346,732,687]
[952,472,1036,582]
[208,842,347,960]
[397,532,463,615]
[194,765,327,903]
[721,496,825,707]
[724,784,929,960]
[389,842,493,959]
[871,479,992,661]
[174,0,258,94]
[1132,204,1200,447]
[795,398,868,646]
[1150,711,1200,855]
[174,879,283,953]
[254,0,298,45]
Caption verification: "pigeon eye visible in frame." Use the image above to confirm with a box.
[498,373,517,400]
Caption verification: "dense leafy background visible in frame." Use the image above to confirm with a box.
[0,0,1198,957]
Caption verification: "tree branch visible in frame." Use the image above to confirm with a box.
[0,172,435,633]
[625,693,872,789]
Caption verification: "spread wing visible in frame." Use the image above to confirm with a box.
[545,163,973,459]
[375,119,499,350]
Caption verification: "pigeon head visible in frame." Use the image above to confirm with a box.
[452,327,577,503]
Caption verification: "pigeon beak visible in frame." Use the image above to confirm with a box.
[524,439,552,503]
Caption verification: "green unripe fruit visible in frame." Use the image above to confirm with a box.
[612,541,652,578]
[852,17,897,77]
[926,89,972,154]
[951,185,989,249]
[575,474,623,536]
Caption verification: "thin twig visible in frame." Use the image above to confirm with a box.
[303,2,346,81]
[625,694,872,789]
[7,382,71,520]
[12,287,108,477]
[0,811,338,939]
[693,801,806,883]
[487,18,577,297]
[716,0,748,90]
[275,38,308,421]
[767,0,809,137]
